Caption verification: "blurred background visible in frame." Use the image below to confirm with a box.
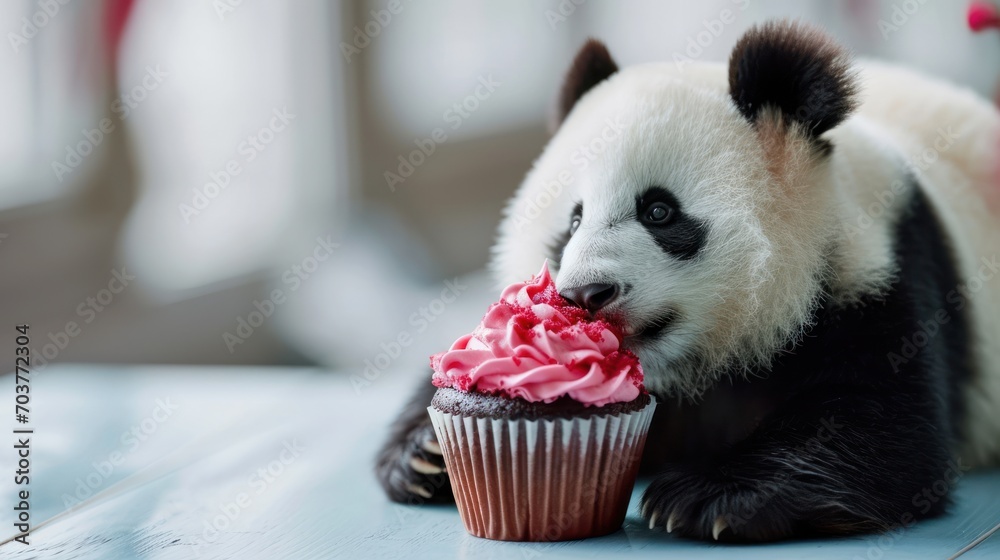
[2,0,999,380]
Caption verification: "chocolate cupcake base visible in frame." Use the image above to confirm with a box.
[427,392,656,542]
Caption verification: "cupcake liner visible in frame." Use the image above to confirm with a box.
[427,398,656,542]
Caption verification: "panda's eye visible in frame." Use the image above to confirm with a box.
[644,202,673,225]
[568,202,583,235]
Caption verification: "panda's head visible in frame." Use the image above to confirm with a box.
[492,21,860,397]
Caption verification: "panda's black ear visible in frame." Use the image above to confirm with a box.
[729,20,857,139]
[556,39,618,126]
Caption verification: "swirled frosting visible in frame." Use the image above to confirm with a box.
[430,262,644,406]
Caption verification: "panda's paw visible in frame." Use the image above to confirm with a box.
[641,465,796,542]
[376,421,453,504]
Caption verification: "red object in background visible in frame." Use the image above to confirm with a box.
[105,0,135,67]
[969,0,1000,31]
[968,1,1000,202]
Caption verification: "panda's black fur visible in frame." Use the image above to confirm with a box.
[376,20,991,541]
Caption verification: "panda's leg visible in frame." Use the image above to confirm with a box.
[375,378,453,503]
[640,384,959,541]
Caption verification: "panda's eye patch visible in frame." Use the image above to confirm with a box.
[644,202,673,224]
[636,187,707,260]
[569,203,583,235]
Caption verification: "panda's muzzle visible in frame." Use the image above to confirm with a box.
[560,282,677,341]
[559,282,620,313]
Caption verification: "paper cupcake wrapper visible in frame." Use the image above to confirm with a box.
[427,399,656,542]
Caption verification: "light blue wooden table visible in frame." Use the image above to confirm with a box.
[1,365,998,559]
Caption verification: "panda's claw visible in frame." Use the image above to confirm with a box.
[648,510,660,530]
[421,439,443,455]
[666,510,681,533]
[409,456,444,474]
[712,516,729,541]
[405,483,433,499]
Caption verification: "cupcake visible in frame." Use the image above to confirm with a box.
[427,262,656,542]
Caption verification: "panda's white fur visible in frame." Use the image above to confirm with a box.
[490,55,1000,466]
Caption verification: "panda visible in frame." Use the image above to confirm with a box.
[376,20,1000,541]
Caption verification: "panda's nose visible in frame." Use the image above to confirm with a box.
[560,283,620,313]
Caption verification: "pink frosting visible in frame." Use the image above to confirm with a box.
[430,262,644,406]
